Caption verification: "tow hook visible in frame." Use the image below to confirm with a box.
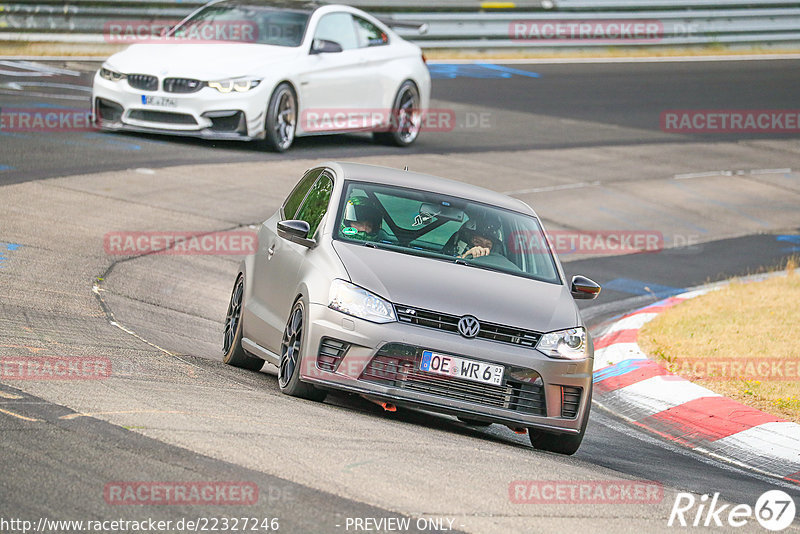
[361,395,397,412]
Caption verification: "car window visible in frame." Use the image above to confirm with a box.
[295,174,334,237]
[313,12,358,50]
[172,5,310,47]
[282,169,322,220]
[354,16,388,47]
[335,181,561,285]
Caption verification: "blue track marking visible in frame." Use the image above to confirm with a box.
[429,63,540,80]
[474,63,541,77]
[777,234,800,253]
[603,278,685,299]
[593,359,647,383]
[82,133,141,150]
[0,242,22,268]
[0,165,13,171]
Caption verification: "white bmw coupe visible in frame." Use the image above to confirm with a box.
[92,0,431,151]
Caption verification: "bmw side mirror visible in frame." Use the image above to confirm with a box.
[571,275,601,300]
[278,220,315,248]
[310,39,343,54]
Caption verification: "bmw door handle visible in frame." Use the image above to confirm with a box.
[267,243,276,259]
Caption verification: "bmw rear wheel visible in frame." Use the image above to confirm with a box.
[223,275,264,371]
[374,80,421,147]
[264,82,297,152]
[278,299,327,401]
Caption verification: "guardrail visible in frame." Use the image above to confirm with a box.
[1,1,799,49]
[389,8,800,48]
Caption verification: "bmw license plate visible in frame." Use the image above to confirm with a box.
[420,350,504,386]
[141,95,177,107]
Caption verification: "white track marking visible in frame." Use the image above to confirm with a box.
[502,180,600,196]
[593,342,648,371]
[614,376,719,417]
[0,407,41,422]
[604,312,659,333]
[0,60,81,77]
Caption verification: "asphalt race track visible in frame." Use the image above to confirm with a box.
[1,57,800,533]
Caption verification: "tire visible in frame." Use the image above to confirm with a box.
[278,299,327,402]
[457,416,492,427]
[222,275,264,371]
[528,384,592,456]
[373,80,421,147]
[263,82,297,152]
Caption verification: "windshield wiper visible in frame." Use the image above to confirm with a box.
[452,258,514,277]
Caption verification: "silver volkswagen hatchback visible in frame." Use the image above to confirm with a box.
[223,162,601,454]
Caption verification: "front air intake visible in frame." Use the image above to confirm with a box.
[317,338,349,372]
[561,386,582,419]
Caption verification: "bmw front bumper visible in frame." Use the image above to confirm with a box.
[92,73,269,140]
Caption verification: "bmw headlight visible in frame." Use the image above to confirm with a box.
[208,78,261,93]
[328,279,396,324]
[99,67,126,82]
[536,327,588,359]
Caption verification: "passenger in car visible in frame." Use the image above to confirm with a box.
[445,213,504,259]
[341,196,387,241]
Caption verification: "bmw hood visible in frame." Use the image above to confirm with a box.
[332,242,579,333]
[104,43,299,80]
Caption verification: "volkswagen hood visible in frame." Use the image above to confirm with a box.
[332,241,579,334]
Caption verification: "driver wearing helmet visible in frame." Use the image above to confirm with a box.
[341,196,384,241]
[451,213,502,259]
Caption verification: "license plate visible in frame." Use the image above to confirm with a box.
[420,350,504,386]
[141,95,177,108]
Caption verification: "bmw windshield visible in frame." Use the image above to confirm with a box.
[334,182,562,285]
[172,3,311,46]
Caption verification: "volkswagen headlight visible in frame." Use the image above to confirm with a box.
[536,327,588,359]
[99,67,126,82]
[328,279,396,324]
[208,78,261,93]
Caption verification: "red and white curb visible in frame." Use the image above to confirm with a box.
[591,277,800,485]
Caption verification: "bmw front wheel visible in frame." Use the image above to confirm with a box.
[264,82,297,152]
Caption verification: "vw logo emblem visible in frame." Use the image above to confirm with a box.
[458,315,480,338]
